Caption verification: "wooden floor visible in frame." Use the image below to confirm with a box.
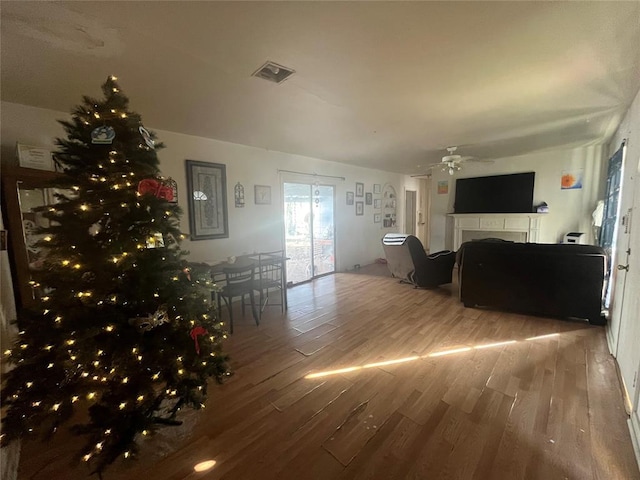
[18,265,640,480]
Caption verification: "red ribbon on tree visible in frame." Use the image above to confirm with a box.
[137,178,174,202]
[190,326,208,354]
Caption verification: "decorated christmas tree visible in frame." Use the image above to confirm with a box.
[1,76,229,475]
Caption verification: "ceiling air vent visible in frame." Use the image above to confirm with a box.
[252,61,295,84]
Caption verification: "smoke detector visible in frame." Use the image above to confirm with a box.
[252,61,295,84]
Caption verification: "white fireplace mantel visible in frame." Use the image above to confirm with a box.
[449,213,544,250]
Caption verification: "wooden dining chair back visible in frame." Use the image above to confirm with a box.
[257,250,285,318]
[217,263,259,334]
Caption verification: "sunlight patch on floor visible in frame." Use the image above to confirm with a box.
[304,333,561,379]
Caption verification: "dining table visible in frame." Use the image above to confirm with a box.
[208,253,288,311]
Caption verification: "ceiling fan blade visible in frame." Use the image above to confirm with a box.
[422,162,444,169]
[411,161,447,177]
[463,157,494,163]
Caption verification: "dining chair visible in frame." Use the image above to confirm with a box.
[216,263,259,334]
[256,250,285,318]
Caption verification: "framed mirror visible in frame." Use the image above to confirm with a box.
[1,166,61,309]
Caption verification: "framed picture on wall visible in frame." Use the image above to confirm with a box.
[255,184,272,204]
[373,184,381,194]
[355,182,364,197]
[356,201,364,216]
[185,160,229,240]
[374,213,381,223]
[346,191,354,205]
[365,192,372,205]
[17,144,55,171]
[374,199,381,209]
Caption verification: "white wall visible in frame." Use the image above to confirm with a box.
[1,102,408,271]
[428,146,605,251]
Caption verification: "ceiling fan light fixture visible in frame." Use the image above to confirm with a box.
[442,154,461,163]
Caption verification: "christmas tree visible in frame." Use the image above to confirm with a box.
[1,76,229,475]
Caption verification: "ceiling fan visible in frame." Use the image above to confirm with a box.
[414,146,493,177]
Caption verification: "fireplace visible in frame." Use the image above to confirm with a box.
[449,213,543,250]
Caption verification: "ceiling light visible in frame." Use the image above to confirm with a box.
[252,61,295,84]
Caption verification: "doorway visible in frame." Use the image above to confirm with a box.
[283,182,335,285]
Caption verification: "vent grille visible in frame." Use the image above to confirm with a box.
[252,61,295,84]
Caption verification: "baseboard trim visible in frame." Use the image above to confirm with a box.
[628,413,640,473]
[607,326,617,356]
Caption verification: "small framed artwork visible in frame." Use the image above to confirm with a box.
[346,191,354,205]
[17,144,55,171]
[356,201,364,216]
[355,182,364,197]
[561,170,583,190]
[185,160,229,240]
[374,213,381,223]
[365,192,372,205]
[255,185,271,204]
[234,182,245,208]
[374,199,381,209]
[373,184,381,194]
[437,180,449,195]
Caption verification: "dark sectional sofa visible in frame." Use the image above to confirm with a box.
[457,240,607,325]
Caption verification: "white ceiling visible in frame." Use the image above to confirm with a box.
[2,1,640,175]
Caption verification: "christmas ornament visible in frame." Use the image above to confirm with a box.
[88,222,102,236]
[139,126,155,149]
[91,126,116,144]
[165,178,178,204]
[129,305,170,332]
[190,326,208,354]
[183,267,191,281]
[137,178,174,202]
[145,232,165,249]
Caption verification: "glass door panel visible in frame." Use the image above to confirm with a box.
[312,185,335,276]
[283,182,335,285]
[284,183,313,284]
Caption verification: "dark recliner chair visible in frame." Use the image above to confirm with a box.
[382,233,456,288]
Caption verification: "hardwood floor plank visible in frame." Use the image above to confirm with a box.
[322,370,416,466]
[585,328,640,480]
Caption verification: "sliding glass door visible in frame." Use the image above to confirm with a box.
[283,182,335,285]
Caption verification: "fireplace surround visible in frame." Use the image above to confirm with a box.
[449,213,544,250]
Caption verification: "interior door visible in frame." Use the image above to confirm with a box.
[611,153,638,412]
[416,178,431,252]
[283,182,335,285]
[405,190,416,236]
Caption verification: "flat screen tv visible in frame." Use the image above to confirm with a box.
[454,172,535,214]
